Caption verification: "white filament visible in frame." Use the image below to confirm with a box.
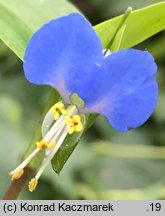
[10,115,66,175]
[35,126,68,180]
[10,148,39,175]
[43,115,64,142]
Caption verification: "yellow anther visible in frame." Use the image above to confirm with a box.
[68,127,74,135]
[46,140,56,149]
[50,102,67,120]
[36,139,48,149]
[65,115,83,134]
[11,168,24,181]
[54,112,60,120]
[28,178,38,192]
[36,139,56,149]
[72,115,83,132]
[61,108,67,115]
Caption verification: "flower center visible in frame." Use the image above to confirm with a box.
[10,102,83,192]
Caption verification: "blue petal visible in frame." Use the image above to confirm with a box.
[23,13,102,102]
[81,49,158,132]
[23,13,158,132]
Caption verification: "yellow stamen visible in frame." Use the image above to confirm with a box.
[50,102,67,120]
[28,178,38,192]
[36,139,56,149]
[36,139,47,149]
[11,168,24,181]
[68,127,74,135]
[54,112,60,120]
[46,140,56,149]
[61,109,67,115]
[75,123,83,132]
[73,115,81,121]
[65,115,83,134]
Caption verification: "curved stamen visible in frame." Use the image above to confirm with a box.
[10,115,65,180]
[28,126,69,192]
[36,126,68,180]
[10,102,83,190]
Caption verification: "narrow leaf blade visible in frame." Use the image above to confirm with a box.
[95,2,165,49]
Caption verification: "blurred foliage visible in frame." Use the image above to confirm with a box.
[0,0,165,200]
[0,0,78,59]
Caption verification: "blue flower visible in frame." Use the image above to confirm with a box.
[10,13,158,192]
[23,13,158,132]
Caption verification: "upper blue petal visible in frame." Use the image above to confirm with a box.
[82,49,158,132]
[23,13,102,102]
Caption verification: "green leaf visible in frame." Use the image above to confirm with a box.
[0,0,78,59]
[94,2,165,49]
[110,24,126,51]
